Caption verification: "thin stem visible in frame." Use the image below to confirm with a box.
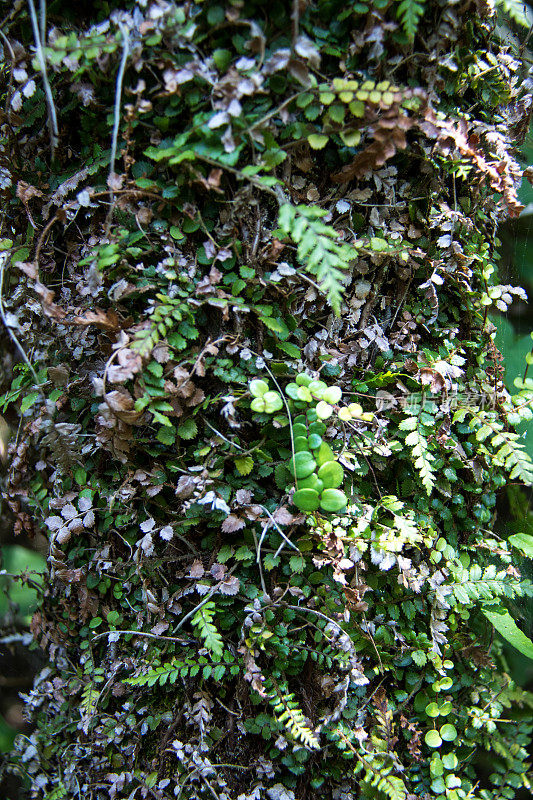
[92,629,192,644]
[0,254,43,389]
[107,21,130,226]
[38,0,46,42]
[27,0,58,158]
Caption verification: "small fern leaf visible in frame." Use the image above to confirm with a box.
[396,0,425,39]
[278,203,358,316]
[377,774,408,800]
[192,601,224,659]
[405,427,435,495]
[265,679,320,750]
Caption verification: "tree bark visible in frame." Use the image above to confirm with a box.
[1,1,532,799]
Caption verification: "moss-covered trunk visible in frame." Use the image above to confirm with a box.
[1,1,533,798]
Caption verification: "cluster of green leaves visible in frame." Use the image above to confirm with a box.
[132,292,198,357]
[250,374,364,512]
[277,204,358,316]
[264,678,320,750]
[398,399,437,496]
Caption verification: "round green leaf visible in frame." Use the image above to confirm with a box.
[442,753,458,770]
[431,778,446,795]
[297,473,319,489]
[297,386,313,403]
[308,433,322,449]
[348,402,363,417]
[295,374,312,387]
[430,756,444,777]
[306,409,318,423]
[296,474,323,493]
[308,380,327,398]
[289,451,317,479]
[263,391,283,413]
[294,436,310,452]
[250,379,269,398]
[439,724,457,742]
[316,401,333,419]
[322,385,342,404]
[292,423,307,438]
[445,775,461,790]
[320,488,347,512]
[308,133,329,149]
[425,730,442,748]
[292,488,320,512]
[285,382,300,400]
[439,701,453,716]
[308,421,326,436]
[250,397,265,412]
[316,442,335,466]
[425,703,440,718]
[318,460,344,489]
[434,677,453,692]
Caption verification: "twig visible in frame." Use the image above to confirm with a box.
[0,253,43,389]
[91,628,193,644]
[260,503,301,559]
[283,603,344,631]
[252,527,268,595]
[106,21,130,229]
[291,0,300,45]
[203,418,246,451]
[173,565,238,633]
[27,0,58,158]
[38,0,46,43]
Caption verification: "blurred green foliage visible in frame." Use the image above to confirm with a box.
[0,546,44,621]
[0,546,45,753]
[494,126,533,695]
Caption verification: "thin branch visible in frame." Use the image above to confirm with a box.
[106,21,130,228]
[38,0,46,43]
[27,0,58,158]
[91,629,193,644]
[252,527,268,595]
[173,565,238,633]
[0,254,43,389]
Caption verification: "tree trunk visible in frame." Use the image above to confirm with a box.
[2,1,532,798]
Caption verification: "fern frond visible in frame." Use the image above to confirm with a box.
[366,772,408,800]
[265,678,320,750]
[79,681,100,735]
[448,563,533,607]
[126,654,230,687]
[192,601,224,659]
[400,417,435,495]
[126,659,185,687]
[466,413,533,486]
[132,294,196,356]
[396,0,425,39]
[278,203,359,316]
[40,422,83,474]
